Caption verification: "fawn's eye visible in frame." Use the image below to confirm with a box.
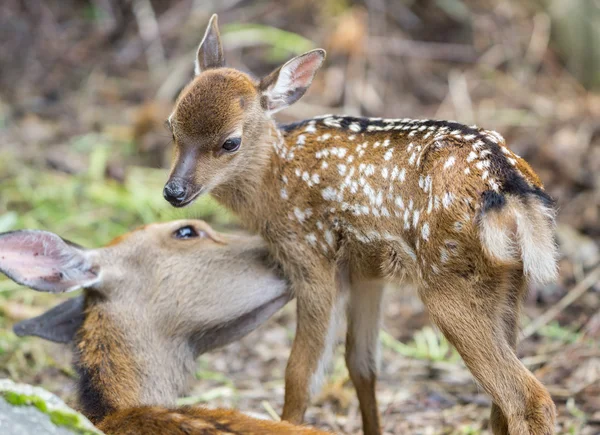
[173,225,199,240]
[222,137,241,152]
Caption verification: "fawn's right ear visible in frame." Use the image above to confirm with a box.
[0,230,100,293]
[195,14,225,75]
[13,296,85,344]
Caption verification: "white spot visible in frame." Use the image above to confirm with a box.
[475,160,490,170]
[316,221,324,230]
[444,156,456,169]
[337,164,347,175]
[296,135,306,145]
[349,122,361,132]
[305,233,318,246]
[403,209,410,229]
[408,152,416,166]
[321,161,329,169]
[305,123,317,133]
[412,210,420,228]
[383,139,391,147]
[398,168,406,182]
[508,157,517,166]
[365,164,375,176]
[324,230,334,247]
[323,117,342,128]
[295,168,301,177]
[440,248,449,264]
[394,195,405,209]
[467,151,477,163]
[347,155,355,163]
[280,188,289,200]
[421,223,430,241]
[381,167,389,179]
[302,171,310,182]
[361,205,370,215]
[381,207,390,217]
[442,192,454,209]
[464,167,471,174]
[294,207,312,223]
[322,187,338,201]
[311,173,320,184]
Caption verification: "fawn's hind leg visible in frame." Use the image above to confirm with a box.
[490,272,527,434]
[345,278,385,435]
[419,271,555,435]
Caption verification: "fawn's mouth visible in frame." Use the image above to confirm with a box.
[171,189,203,208]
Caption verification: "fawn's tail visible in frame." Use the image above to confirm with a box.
[478,193,558,284]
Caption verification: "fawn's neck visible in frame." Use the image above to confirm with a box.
[211,119,287,230]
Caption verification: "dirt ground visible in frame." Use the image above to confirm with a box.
[0,1,599,434]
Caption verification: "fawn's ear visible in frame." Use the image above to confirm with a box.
[195,14,225,75]
[13,296,85,344]
[0,230,100,293]
[259,49,326,115]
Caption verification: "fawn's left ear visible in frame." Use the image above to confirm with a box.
[195,14,225,75]
[13,296,85,344]
[259,49,326,115]
[0,230,100,293]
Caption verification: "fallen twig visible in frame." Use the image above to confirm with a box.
[522,266,600,339]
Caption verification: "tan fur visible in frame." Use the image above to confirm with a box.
[165,15,558,435]
[10,220,328,434]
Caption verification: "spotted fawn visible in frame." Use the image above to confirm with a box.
[163,14,558,435]
[1,221,328,434]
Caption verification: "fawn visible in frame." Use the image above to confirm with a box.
[162,14,559,435]
[0,220,328,434]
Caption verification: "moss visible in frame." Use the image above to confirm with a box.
[0,389,101,434]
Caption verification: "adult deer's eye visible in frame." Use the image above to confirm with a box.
[173,225,199,239]
[222,137,241,152]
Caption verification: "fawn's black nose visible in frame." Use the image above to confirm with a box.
[163,179,188,207]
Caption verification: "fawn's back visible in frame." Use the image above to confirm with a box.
[268,114,555,284]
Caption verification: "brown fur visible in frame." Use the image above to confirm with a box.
[99,406,326,434]
[164,15,559,435]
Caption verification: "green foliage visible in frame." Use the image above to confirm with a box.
[222,24,315,62]
[380,327,460,362]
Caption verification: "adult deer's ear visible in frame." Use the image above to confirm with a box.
[13,296,85,344]
[195,14,225,75]
[0,230,100,293]
[259,49,326,115]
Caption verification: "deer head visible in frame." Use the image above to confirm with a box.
[163,14,326,207]
[1,220,290,422]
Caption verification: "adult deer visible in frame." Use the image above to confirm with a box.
[1,220,327,434]
[163,15,558,435]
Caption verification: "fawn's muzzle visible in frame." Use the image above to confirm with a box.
[163,179,190,207]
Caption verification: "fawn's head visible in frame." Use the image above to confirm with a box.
[1,220,289,422]
[163,14,325,207]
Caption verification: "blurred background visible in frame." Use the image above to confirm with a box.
[0,0,599,433]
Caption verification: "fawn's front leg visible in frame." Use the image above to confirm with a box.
[281,265,340,424]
